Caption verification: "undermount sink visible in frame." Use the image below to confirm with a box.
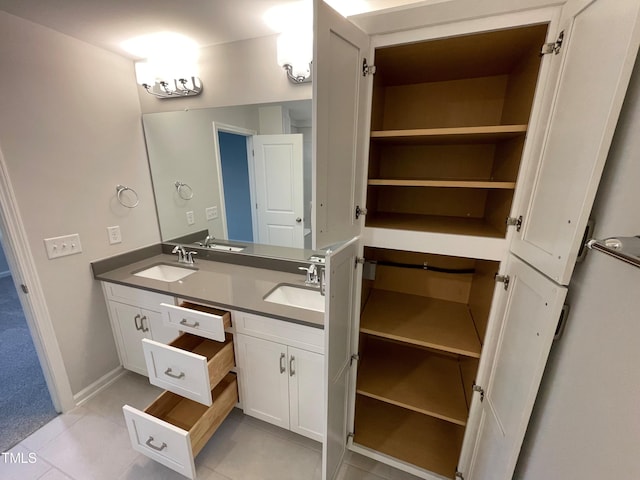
[133,263,197,282]
[263,284,325,313]
[208,244,245,252]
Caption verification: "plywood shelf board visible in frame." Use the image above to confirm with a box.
[360,289,481,358]
[357,338,468,425]
[354,395,464,478]
[365,212,504,238]
[368,179,516,189]
[370,125,527,144]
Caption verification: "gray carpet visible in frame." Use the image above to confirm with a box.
[0,275,58,452]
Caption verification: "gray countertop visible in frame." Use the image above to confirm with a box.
[93,252,324,328]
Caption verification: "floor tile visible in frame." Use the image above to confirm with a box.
[20,407,87,452]
[0,444,52,480]
[198,415,321,480]
[37,468,74,479]
[337,463,388,480]
[81,371,162,427]
[243,414,322,452]
[119,455,230,480]
[37,412,139,480]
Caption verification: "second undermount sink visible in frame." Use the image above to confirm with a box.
[263,284,325,313]
[208,244,245,252]
[133,263,197,282]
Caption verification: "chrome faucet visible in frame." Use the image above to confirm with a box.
[299,264,319,286]
[203,235,214,247]
[172,245,197,265]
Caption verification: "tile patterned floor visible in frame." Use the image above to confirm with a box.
[1,372,422,480]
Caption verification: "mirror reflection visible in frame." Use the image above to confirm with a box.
[143,99,312,249]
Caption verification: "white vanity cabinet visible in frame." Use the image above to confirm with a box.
[234,311,325,442]
[102,283,179,376]
[313,1,640,479]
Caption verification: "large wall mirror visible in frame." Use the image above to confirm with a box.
[143,99,312,249]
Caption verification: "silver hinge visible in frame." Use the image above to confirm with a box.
[541,30,564,55]
[347,432,355,444]
[355,205,367,219]
[350,353,360,366]
[472,383,485,402]
[495,274,510,290]
[362,58,376,76]
[455,471,465,480]
[576,219,595,263]
[554,304,570,340]
[20,284,29,294]
[355,257,365,267]
[506,215,523,232]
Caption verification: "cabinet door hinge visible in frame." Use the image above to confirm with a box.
[506,215,523,232]
[347,432,355,444]
[554,304,570,340]
[362,58,376,76]
[541,30,564,55]
[455,470,465,480]
[20,284,29,294]
[472,383,485,402]
[355,257,365,267]
[355,205,367,219]
[495,274,510,290]
[350,353,360,366]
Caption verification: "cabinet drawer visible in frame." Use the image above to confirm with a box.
[123,373,237,480]
[102,282,174,310]
[161,301,231,341]
[234,311,324,354]
[143,332,234,406]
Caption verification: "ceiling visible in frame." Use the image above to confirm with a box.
[0,0,423,60]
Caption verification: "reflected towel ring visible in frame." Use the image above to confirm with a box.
[175,181,194,200]
[116,185,139,208]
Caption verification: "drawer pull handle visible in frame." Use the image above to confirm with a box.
[134,314,142,331]
[180,318,200,328]
[145,436,167,451]
[140,315,149,333]
[164,368,185,380]
[289,355,295,377]
[280,353,286,374]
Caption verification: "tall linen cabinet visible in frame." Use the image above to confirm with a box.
[313,1,640,480]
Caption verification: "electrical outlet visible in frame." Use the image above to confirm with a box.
[205,206,218,220]
[44,234,83,259]
[107,226,122,245]
[186,210,195,225]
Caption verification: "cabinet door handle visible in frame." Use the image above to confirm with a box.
[289,355,295,377]
[180,318,200,328]
[145,436,167,451]
[133,314,142,331]
[140,315,149,333]
[164,368,185,380]
[279,353,286,374]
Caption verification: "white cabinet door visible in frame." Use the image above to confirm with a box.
[253,134,305,248]
[511,0,640,285]
[110,302,150,375]
[236,333,290,430]
[145,308,179,345]
[313,0,370,250]
[289,346,324,442]
[322,236,359,480]
[462,255,567,480]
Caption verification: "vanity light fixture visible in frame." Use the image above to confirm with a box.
[140,76,203,99]
[276,29,313,84]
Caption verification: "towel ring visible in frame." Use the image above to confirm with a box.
[116,185,139,208]
[175,181,194,200]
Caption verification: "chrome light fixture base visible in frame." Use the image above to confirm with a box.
[142,76,203,99]
[283,64,312,84]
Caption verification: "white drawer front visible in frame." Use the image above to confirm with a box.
[123,405,195,479]
[102,283,174,310]
[142,338,212,405]
[234,311,324,354]
[161,302,228,341]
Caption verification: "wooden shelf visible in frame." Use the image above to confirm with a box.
[360,289,481,358]
[365,212,504,239]
[368,179,516,189]
[357,338,469,425]
[370,125,527,144]
[354,395,464,478]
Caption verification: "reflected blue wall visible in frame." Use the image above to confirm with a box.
[219,132,253,242]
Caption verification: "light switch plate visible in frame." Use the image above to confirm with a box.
[44,234,83,259]
[186,210,195,225]
[205,206,218,220]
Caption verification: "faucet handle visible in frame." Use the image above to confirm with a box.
[185,251,198,264]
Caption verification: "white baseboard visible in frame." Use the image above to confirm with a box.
[73,366,126,407]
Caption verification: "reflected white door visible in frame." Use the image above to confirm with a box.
[253,134,304,248]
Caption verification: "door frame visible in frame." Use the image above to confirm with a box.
[211,122,257,241]
[0,145,74,412]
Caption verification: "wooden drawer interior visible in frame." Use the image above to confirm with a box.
[179,301,232,329]
[170,332,235,388]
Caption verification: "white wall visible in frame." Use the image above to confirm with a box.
[138,34,312,114]
[515,55,640,479]
[0,12,160,395]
